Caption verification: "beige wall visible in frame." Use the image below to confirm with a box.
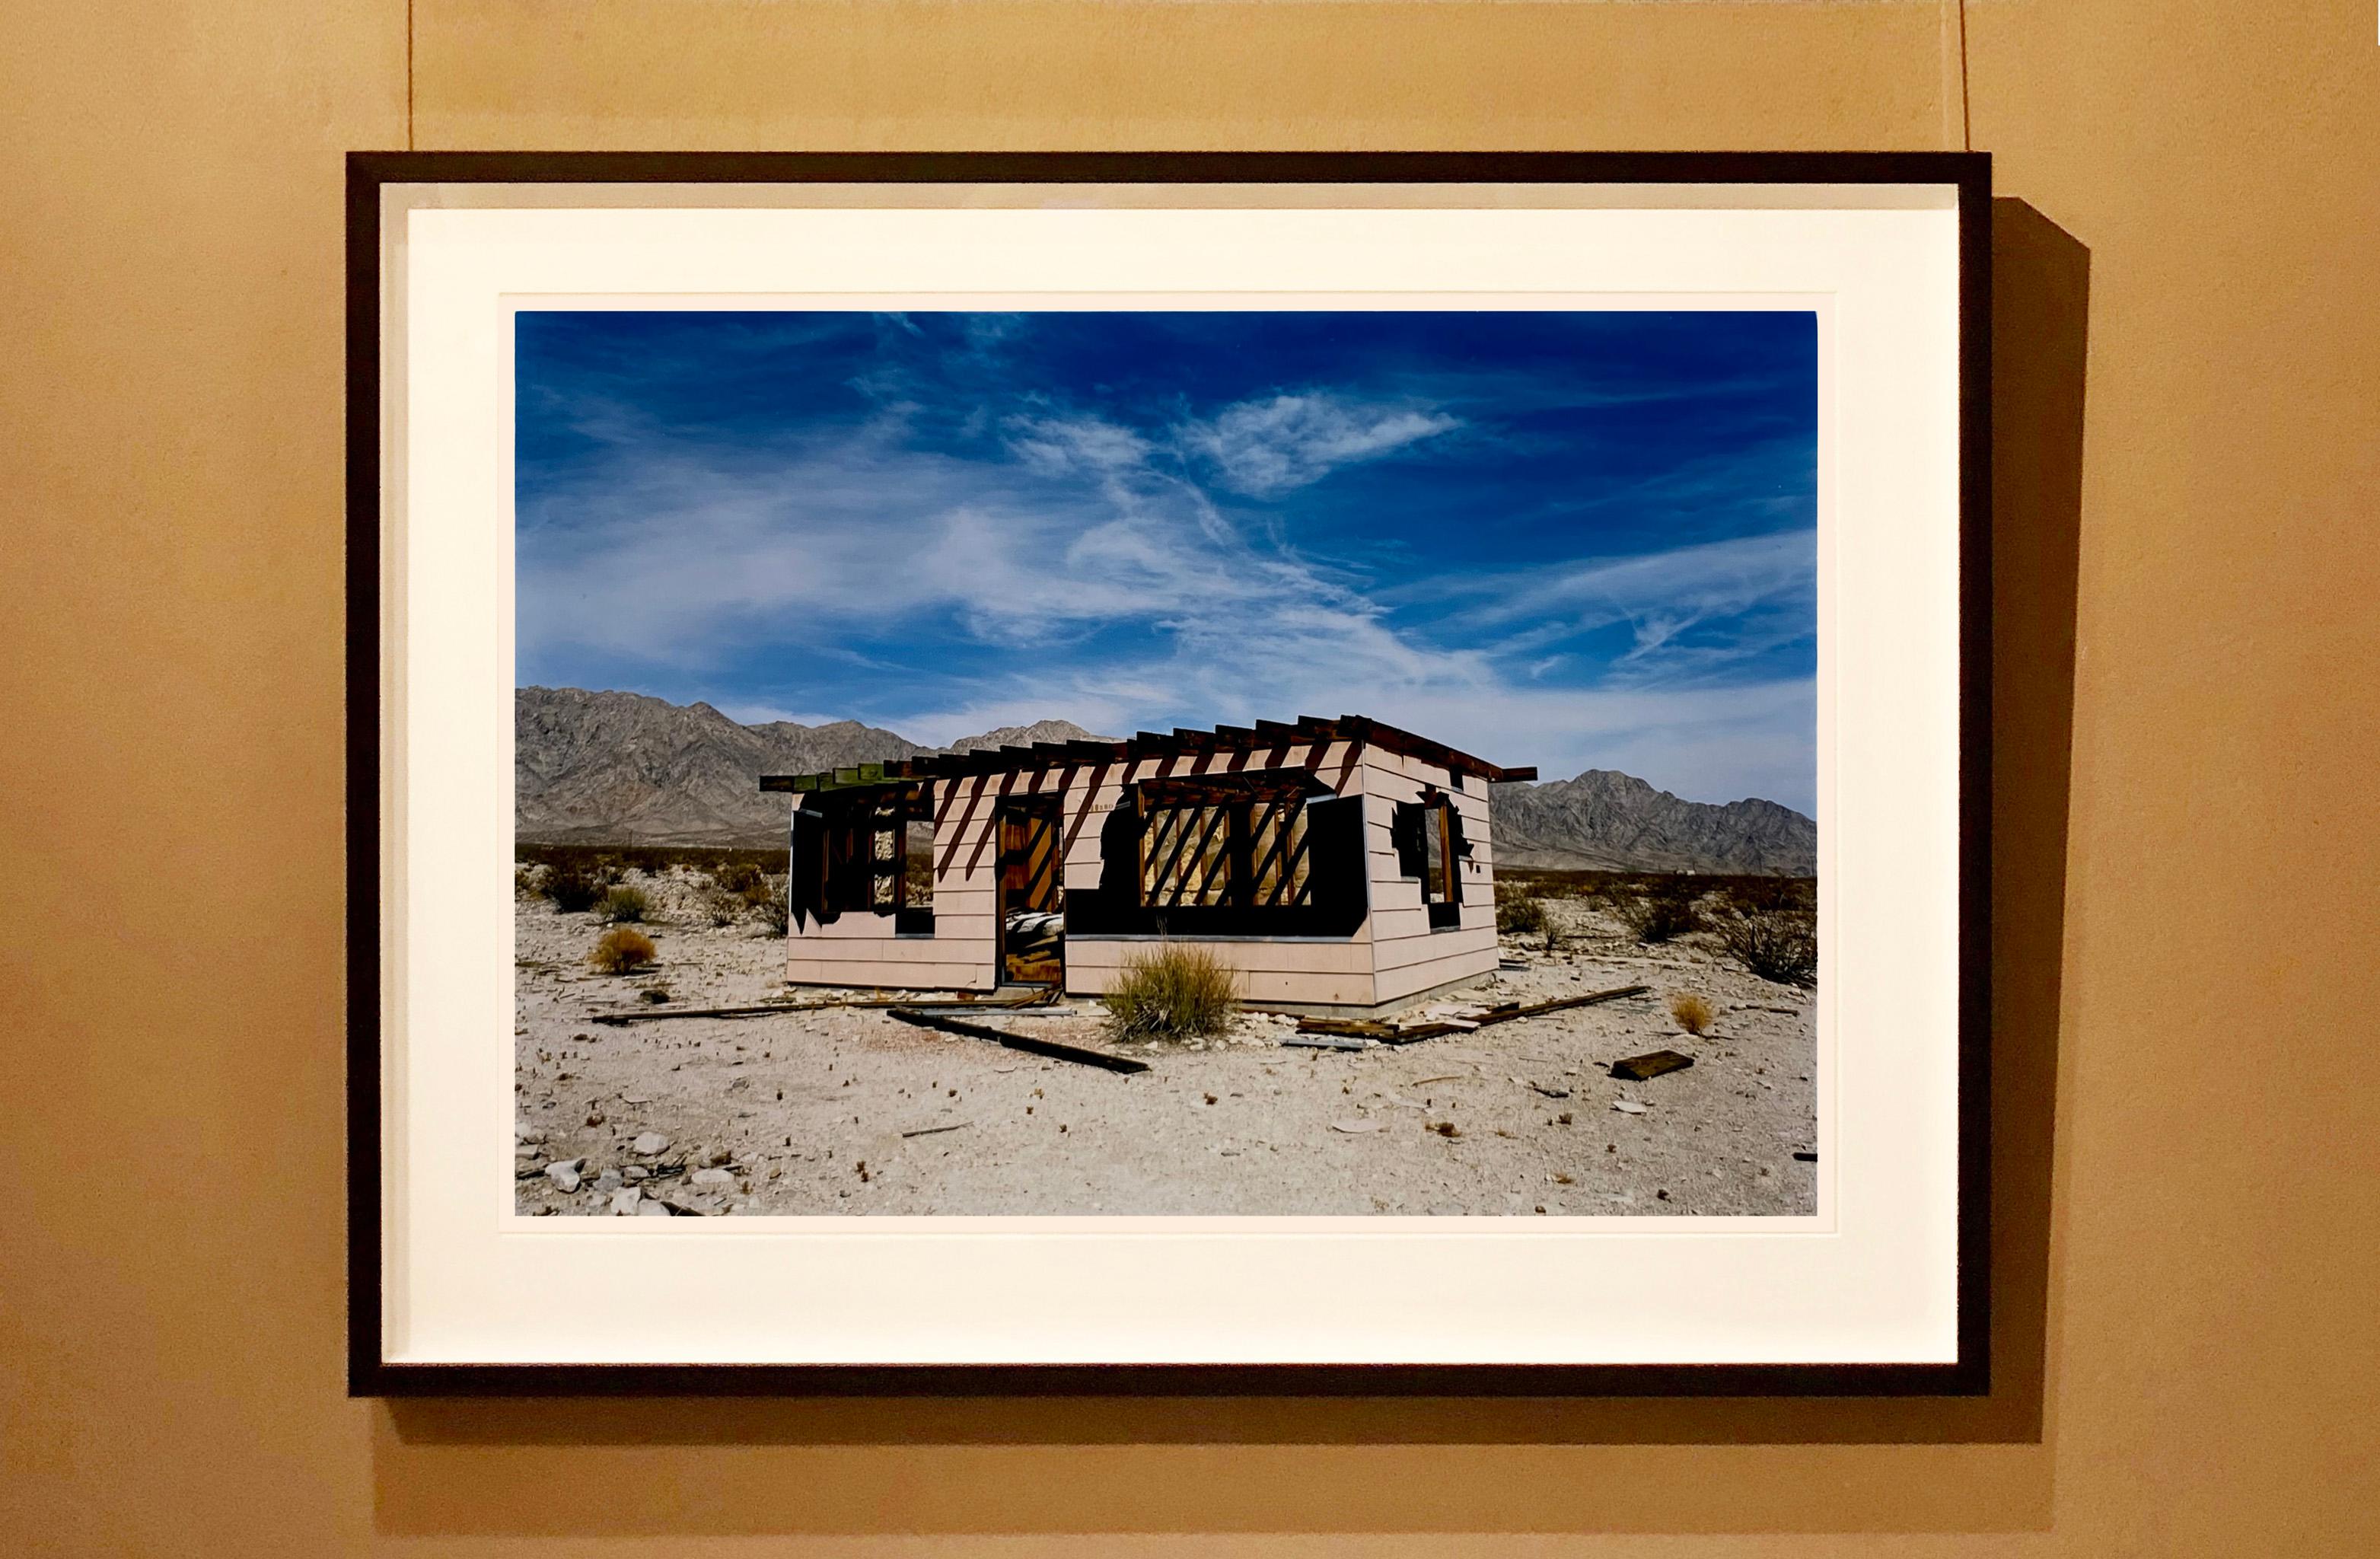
[5,2,2377,1555]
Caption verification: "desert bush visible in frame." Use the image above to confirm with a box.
[1713,905,1818,987]
[1617,878,1703,944]
[513,864,544,901]
[543,859,607,913]
[748,875,789,937]
[1495,882,1548,937]
[588,926,658,975]
[1668,992,1716,1035]
[598,885,649,923]
[1105,943,1238,1042]
[1719,875,1815,915]
[710,860,765,897]
[697,887,744,928]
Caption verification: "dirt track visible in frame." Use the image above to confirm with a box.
[514,871,1818,1216]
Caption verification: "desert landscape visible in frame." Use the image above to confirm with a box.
[512,851,1818,1218]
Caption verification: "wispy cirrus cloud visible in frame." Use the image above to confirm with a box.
[1177,391,1460,496]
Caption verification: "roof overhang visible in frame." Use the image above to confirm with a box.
[760,715,1536,794]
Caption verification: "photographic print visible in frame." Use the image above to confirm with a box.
[510,306,1823,1219]
[356,156,1986,1388]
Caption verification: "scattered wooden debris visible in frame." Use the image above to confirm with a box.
[1611,1099,1650,1114]
[593,986,1058,1026]
[900,1121,972,1138]
[1293,984,1651,1047]
[884,1007,1149,1074]
[1609,1049,1695,1082]
[1282,1034,1371,1051]
[1329,1118,1384,1133]
[1528,1081,1572,1099]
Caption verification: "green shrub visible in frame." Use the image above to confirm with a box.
[1495,882,1548,937]
[588,926,657,975]
[1713,906,1818,987]
[1105,943,1238,1041]
[599,885,648,923]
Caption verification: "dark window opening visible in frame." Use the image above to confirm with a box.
[1070,776,1364,940]
[1393,794,1467,929]
[792,784,935,933]
[1139,780,1314,912]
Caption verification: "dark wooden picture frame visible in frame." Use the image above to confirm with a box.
[348,150,1991,1398]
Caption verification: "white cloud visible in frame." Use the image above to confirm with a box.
[1446,528,1817,683]
[519,394,1814,814]
[1179,392,1459,496]
[1003,413,1152,481]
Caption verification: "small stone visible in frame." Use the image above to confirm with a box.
[622,1165,649,1183]
[608,1188,642,1216]
[1612,1099,1649,1115]
[632,1132,671,1156]
[690,1167,735,1188]
[594,1169,623,1192]
[636,1200,673,1216]
[515,1127,546,1145]
[543,1157,585,1193]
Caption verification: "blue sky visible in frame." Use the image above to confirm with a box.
[516,309,1818,813]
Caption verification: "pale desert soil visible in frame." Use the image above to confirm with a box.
[515,869,1817,1216]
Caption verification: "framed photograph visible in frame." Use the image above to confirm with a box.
[349,151,1990,1394]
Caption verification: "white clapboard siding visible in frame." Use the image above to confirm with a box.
[1065,936,1378,979]
[782,956,996,992]
[1068,961,1380,1009]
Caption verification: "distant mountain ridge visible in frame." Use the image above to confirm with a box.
[515,687,1102,846]
[516,687,1813,872]
[1489,770,1816,875]
[515,687,924,846]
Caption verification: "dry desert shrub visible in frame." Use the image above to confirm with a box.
[747,874,789,936]
[599,885,649,923]
[1668,992,1716,1035]
[709,860,765,897]
[1105,943,1238,1042]
[588,926,658,975]
[1714,905,1818,987]
[1617,878,1703,944]
[1495,882,1548,937]
[542,859,607,913]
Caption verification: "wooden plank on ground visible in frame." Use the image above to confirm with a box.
[1295,984,1652,1047]
[591,985,1056,1026]
[884,1007,1149,1074]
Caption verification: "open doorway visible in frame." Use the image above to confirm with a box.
[996,795,1063,987]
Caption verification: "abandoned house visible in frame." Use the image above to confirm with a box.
[759,716,1536,1012]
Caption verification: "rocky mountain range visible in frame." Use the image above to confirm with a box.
[1489,770,1817,875]
[516,687,1814,872]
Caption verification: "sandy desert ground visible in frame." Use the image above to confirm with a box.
[514,869,1817,1216]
